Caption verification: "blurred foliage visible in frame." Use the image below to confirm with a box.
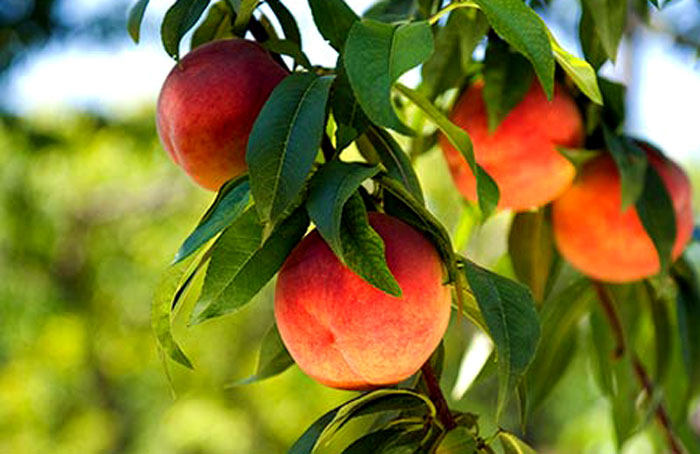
[2,107,699,453]
[0,111,356,454]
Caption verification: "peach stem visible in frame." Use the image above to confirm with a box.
[592,281,685,454]
[421,362,456,431]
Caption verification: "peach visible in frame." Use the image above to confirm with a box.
[274,213,451,390]
[440,80,584,211]
[157,39,287,190]
[552,144,693,282]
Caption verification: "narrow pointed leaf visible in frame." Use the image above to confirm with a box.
[332,62,370,151]
[581,0,627,62]
[192,207,309,324]
[508,210,555,302]
[128,0,150,44]
[161,0,212,60]
[603,128,648,210]
[499,432,537,454]
[152,255,198,369]
[174,176,251,264]
[234,323,294,385]
[267,0,301,46]
[247,73,334,225]
[394,83,499,216]
[550,36,603,104]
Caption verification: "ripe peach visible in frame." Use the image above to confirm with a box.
[157,39,287,190]
[552,144,693,282]
[274,213,451,390]
[440,81,584,211]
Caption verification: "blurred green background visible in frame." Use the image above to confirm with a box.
[2,1,700,453]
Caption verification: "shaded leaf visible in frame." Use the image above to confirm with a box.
[344,20,434,135]
[339,193,402,296]
[191,1,234,49]
[263,38,312,69]
[581,0,627,62]
[508,210,555,302]
[636,163,677,274]
[482,37,534,132]
[363,0,421,22]
[672,257,700,394]
[161,0,212,60]
[128,0,150,44]
[191,207,309,324]
[472,0,554,99]
[579,6,608,70]
[232,0,259,36]
[234,323,294,385]
[247,73,334,226]
[463,260,541,419]
[306,161,380,258]
[437,427,478,454]
[361,127,424,204]
[603,128,648,210]
[152,255,197,369]
[332,62,370,151]
[174,176,251,264]
[267,0,301,46]
[308,0,358,50]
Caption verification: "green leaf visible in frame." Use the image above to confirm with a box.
[308,0,359,50]
[472,0,554,99]
[549,36,603,105]
[673,257,700,394]
[482,37,534,132]
[344,20,434,135]
[636,163,677,274]
[232,0,259,36]
[508,210,555,302]
[645,281,672,385]
[463,260,541,419]
[332,62,370,151]
[339,193,402,296]
[152,255,197,369]
[267,0,301,46]
[581,0,627,62]
[361,127,424,204]
[394,83,499,217]
[599,78,627,130]
[128,0,150,44]
[247,73,334,226]
[421,9,487,99]
[174,176,251,264]
[589,301,639,447]
[191,1,235,49]
[306,161,380,258]
[234,323,294,385]
[557,147,602,171]
[341,429,406,454]
[579,6,608,70]
[379,175,453,268]
[289,389,434,454]
[363,0,421,22]
[519,267,593,425]
[499,432,537,454]
[437,427,478,454]
[191,207,309,324]
[263,39,312,69]
[603,128,648,210]
[161,0,212,60]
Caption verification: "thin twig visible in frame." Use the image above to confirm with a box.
[421,362,457,430]
[632,354,685,454]
[593,281,685,454]
[593,282,626,359]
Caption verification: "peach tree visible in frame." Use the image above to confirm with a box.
[129,0,700,452]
